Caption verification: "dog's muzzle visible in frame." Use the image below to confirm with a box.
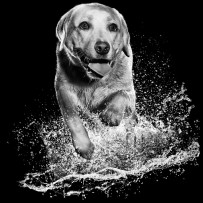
[73,48,112,78]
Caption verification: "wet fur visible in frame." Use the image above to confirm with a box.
[55,3,137,159]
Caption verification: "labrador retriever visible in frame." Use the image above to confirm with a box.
[55,3,137,159]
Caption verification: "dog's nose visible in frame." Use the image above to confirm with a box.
[94,41,110,55]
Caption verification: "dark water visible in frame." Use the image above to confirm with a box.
[14,34,200,200]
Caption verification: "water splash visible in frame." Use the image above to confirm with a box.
[15,84,200,199]
[15,34,200,199]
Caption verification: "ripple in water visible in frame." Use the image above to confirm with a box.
[15,35,200,199]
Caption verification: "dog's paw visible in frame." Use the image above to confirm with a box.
[75,141,95,160]
[100,107,123,126]
[72,131,95,160]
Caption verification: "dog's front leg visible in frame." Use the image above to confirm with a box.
[100,91,136,126]
[56,86,94,159]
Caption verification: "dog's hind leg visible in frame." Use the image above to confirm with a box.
[125,112,138,147]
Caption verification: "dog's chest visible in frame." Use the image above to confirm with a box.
[76,84,112,110]
[90,85,121,109]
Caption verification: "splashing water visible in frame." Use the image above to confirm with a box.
[16,86,200,199]
[15,35,200,199]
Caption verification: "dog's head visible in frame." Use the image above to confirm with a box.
[56,3,131,79]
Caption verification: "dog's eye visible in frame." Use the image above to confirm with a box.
[78,21,90,30]
[108,23,118,32]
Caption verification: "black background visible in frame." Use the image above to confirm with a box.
[2,0,201,201]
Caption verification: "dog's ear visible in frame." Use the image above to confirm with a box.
[120,15,131,57]
[56,9,74,50]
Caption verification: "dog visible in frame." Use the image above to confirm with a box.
[55,3,137,159]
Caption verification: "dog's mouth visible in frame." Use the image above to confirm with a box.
[74,48,112,79]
